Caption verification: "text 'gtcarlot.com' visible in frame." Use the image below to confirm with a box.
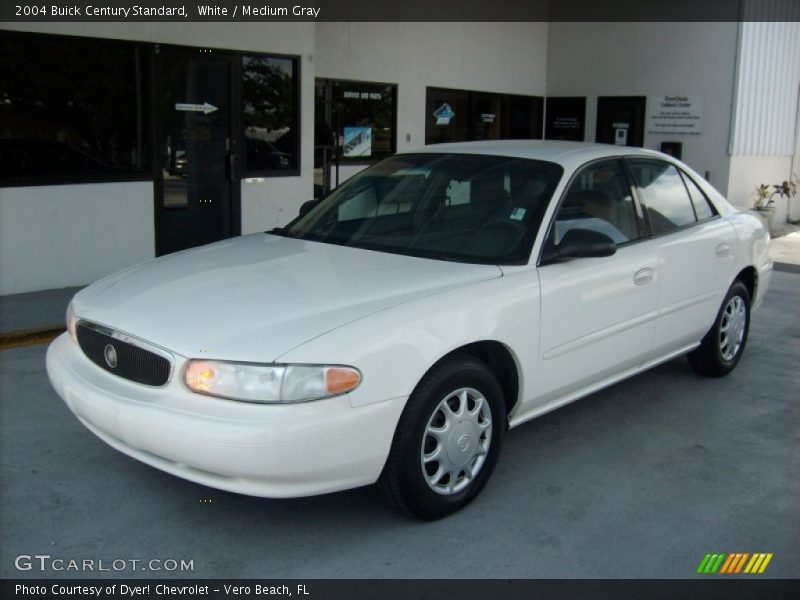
[14,554,194,572]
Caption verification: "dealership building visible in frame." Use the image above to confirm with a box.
[1,17,799,295]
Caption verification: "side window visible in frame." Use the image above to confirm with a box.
[681,171,716,220]
[628,160,697,234]
[552,159,640,245]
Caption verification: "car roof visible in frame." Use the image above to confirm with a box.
[403,140,667,165]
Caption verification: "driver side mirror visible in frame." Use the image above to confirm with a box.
[298,199,320,217]
[540,228,617,264]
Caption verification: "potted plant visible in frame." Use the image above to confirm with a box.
[751,175,798,233]
[752,183,773,211]
[774,176,798,222]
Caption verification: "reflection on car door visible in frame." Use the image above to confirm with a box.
[627,159,738,357]
[536,159,659,406]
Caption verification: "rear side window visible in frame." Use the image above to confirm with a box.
[628,160,696,235]
[681,171,716,220]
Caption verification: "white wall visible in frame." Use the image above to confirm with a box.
[1,22,316,279]
[0,21,315,55]
[314,22,550,189]
[730,22,800,156]
[546,22,739,194]
[0,182,154,294]
[727,155,799,224]
[3,23,548,237]
[241,173,315,233]
[316,22,549,153]
[726,21,800,226]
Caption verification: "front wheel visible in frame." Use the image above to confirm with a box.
[378,355,506,520]
[688,281,751,377]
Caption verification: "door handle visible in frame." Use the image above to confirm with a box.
[634,267,654,286]
[228,153,239,182]
[715,243,731,257]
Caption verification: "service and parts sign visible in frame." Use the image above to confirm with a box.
[647,95,703,135]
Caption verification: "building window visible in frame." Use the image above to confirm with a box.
[545,97,586,141]
[504,94,544,140]
[315,79,397,162]
[0,31,150,186]
[242,55,299,174]
[425,88,470,145]
[425,87,543,145]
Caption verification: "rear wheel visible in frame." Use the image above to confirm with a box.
[688,281,751,377]
[378,355,506,520]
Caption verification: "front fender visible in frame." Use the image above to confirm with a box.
[276,267,541,410]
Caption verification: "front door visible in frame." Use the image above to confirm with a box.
[536,158,658,405]
[155,47,238,256]
[596,96,646,147]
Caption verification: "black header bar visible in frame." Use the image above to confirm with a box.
[2,0,800,22]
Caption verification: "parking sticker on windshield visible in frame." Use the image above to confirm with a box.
[510,207,526,221]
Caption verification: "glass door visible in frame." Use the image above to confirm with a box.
[595,96,646,148]
[155,47,238,256]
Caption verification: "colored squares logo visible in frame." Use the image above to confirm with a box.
[697,553,773,574]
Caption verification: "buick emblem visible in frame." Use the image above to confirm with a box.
[104,344,118,369]
[457,434,471,453]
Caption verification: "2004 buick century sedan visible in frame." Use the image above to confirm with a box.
[47,141,772,520]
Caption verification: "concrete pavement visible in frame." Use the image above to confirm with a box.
[770,231,800,266]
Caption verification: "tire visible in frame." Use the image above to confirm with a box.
[688,281,751,377]
[378,354,506,520]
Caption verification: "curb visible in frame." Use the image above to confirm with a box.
[0,326,65,350]
[774,262,800,274]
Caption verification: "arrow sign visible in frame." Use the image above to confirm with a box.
[175,102,218,115]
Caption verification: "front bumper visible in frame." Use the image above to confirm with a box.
[46,333,406,497]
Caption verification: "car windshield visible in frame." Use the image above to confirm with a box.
[281,153,563,264]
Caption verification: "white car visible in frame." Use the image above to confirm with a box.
[46,141,772,520]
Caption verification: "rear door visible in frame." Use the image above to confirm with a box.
[626,159,738,357]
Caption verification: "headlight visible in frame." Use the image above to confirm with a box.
[66,302,78,344]
[184,360,361,403]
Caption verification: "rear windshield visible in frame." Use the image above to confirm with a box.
[281,153,563,264]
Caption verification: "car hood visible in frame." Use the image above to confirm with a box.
[73,234,502,361]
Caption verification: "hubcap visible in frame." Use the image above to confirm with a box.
[719,295,746,362]
[421,387,492,495]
